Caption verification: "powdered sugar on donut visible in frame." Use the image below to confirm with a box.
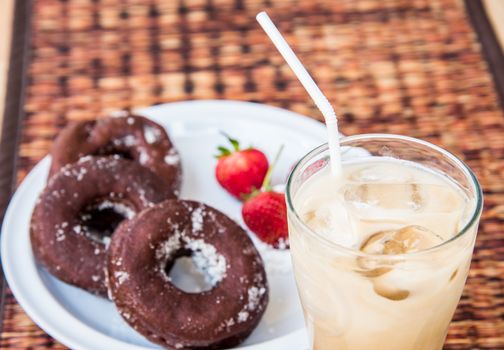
[191,206,204,232]
[237,311,249,323]
[234,286,267,324]
[114,271,130,285]
[164,148,180,165]
[77,155,93,164]
[122,135,136,147]
[97,200,135,219]
[185,238,227,286]
[139,151,149,165]
[217,282,267,331]
[155,228,228,286]
[246,286,266,312]
[55,228,66,242]
[110,110,130,118]
[62,166,88,181]
[111,135,136,148]
[144,125,162,144]
[156,232,182,264]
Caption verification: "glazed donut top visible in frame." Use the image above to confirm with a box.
[49,113,182,196]
[30,155,176,295]
[108,200,269,347]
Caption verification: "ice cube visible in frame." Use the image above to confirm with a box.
[302,208,331,231]
[357,226,444,301]
[360,226,444,255]
[348,164,414,183]
[368,257,444,302]
[342,182,466,241]
[344,181,465,215]
[301,199,359,247]
[343,183,424,212]
[356,263,391,278]
[373,280,410,301]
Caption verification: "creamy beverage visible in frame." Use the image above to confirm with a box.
[287,136,482,350]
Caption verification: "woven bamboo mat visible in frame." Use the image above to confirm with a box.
[1,0,504,348]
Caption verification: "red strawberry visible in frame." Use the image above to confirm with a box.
[242,192,289,248]
[242,146,289,249]
[215,134,268,200]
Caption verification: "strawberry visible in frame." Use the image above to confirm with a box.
[242,192,289,248]
[215,134,268,200]
[242,146,289,249]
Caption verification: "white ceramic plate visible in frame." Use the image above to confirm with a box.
[1,100,326,350]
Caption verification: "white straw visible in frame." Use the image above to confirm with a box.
[256,11,342,177]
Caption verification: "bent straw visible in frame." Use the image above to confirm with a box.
[256,11,342,177]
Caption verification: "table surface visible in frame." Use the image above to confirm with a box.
[1,0,504,349]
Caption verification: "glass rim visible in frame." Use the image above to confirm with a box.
[285,133,483,259]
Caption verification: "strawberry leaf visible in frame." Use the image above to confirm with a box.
[215,146,231,158]
[228,137,240,152]
[220,131,241,151]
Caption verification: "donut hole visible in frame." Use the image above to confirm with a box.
[93,144,135,160]
[165,251,215,294]
[78,198,135,244]
[157,236,228,294]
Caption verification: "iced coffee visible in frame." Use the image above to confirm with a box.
[287,135,482,350]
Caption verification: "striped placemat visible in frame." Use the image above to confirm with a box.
[1,0,503,348]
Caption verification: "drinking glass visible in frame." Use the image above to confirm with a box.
[286,134,483,350]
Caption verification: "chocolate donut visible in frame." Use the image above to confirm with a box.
[49,113,181,197]
[31,156,176,295]
[108,200,269,349]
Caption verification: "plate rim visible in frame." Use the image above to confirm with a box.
[1,100,323,350]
